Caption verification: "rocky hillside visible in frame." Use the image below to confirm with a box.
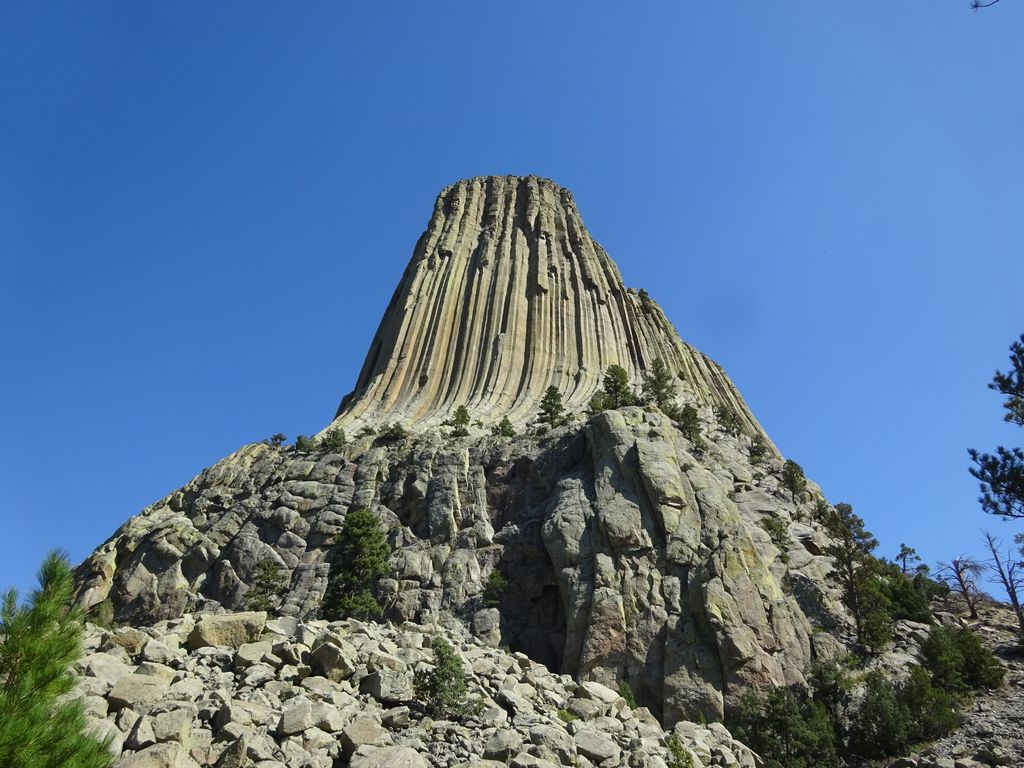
[71,176,868,766]
[73,610,759,768]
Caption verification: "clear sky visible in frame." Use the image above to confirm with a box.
[2,2,1022,600]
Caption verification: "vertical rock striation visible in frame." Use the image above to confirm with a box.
[330,175,762,434]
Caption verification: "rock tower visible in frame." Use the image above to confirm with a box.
[331,175,762,435]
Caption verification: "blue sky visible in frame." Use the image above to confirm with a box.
[2,2,1022,599]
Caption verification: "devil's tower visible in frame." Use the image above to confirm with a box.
[330,175,763,435]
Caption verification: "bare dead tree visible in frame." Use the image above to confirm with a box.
[982,530,1024,637]
[972,0,1003,8]
[937,556,985,619]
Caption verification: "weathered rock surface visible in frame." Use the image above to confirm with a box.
[73,176,855,726]
[75,613,758,768]
[330,175,766,435]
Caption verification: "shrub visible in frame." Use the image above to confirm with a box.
[556,708,578,723]
[666,733,696,768]
[322,509,390,621]
[376,423,407,442]
[321,428,346,451]
[0,550,116,768]
[921,626,1004,695]
[294,434,317,452]
[491,417,516,437]
[714,404,742,437]
[899,665,960,743]
[749,434,769,464]
[760,517,790,563]
[414,636,470,719]
[87,598,116,630]
[246,558,287,614]
[618,680,637,709]
[847,671,910,758]
[482,569,507,608]
[357,425,377,438]
[878,565,933,624]
[728,687,839,768]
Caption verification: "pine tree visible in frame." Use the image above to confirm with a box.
[245,558,287,614]
[490,416,516,437]
[321,428,346,451]
[322,510,390,621]
[538,386,566,427]
[895,543,921,574]
[0,550,115,768]
[596,364,637,410]
[413,635,470,719]
[641,359,677,414]
[969,333,1024,519]
[678,405,704,448]
[450,405,470,437]
[822,503,890,650]
[781,459,807,501]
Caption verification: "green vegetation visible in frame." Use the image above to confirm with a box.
[481,569,507,608]
[264,433,287,448]
[969,332,1024,519]
[491,416,516,437]
[748,434,769,464]
[589,364,638,413]
[920,625,1004,694]
[414,635,470,719]
[321,427,346,451]
[0,550,115,768]
[759,517,790,564]
[617,680,637,709]
[665,733,696,768]
[781,459,807,501]
[730,631,999,768]
[450,405,471,437]
[730,686,840,768]
[322,509,390,621]
[246,558,287,614]
[376,422,407,442]
[539,386,567,427]
[556,708,578,723]
[821,502,891,650]
[357,425,377,438]
[294,434,317,452]
[895,543,922,574]
[677,404,705,449]
[640,359,679,417]
[714,404,742,437]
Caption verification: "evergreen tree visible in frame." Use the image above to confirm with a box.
[294,434,317,452]
[245,558,287,614]
[491,416,516,437]
[321,428,346,451]
[538,386,566,427]
[322,510,390,621]
[640,359,677,414]
[781,459,807,501]
[749,434,769,464]
[729,687,839,768]
[822,503,890,649]
[450,405,470,437]
[969,333,1024,518]
[414,635,470,719]
[895,543,922,574]
[0,550,115,768]
[678,404,704,448]
[599,365,638,410]
[714,404,742,437]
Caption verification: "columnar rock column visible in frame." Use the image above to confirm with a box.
[328,175,764,435]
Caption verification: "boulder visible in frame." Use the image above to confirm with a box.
[186,612,266,650]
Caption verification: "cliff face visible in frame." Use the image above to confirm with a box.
[330,176,762,435]
[75,176,851,726]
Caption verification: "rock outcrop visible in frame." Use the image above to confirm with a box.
[75,176,853,731]
[330,175,764,435]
